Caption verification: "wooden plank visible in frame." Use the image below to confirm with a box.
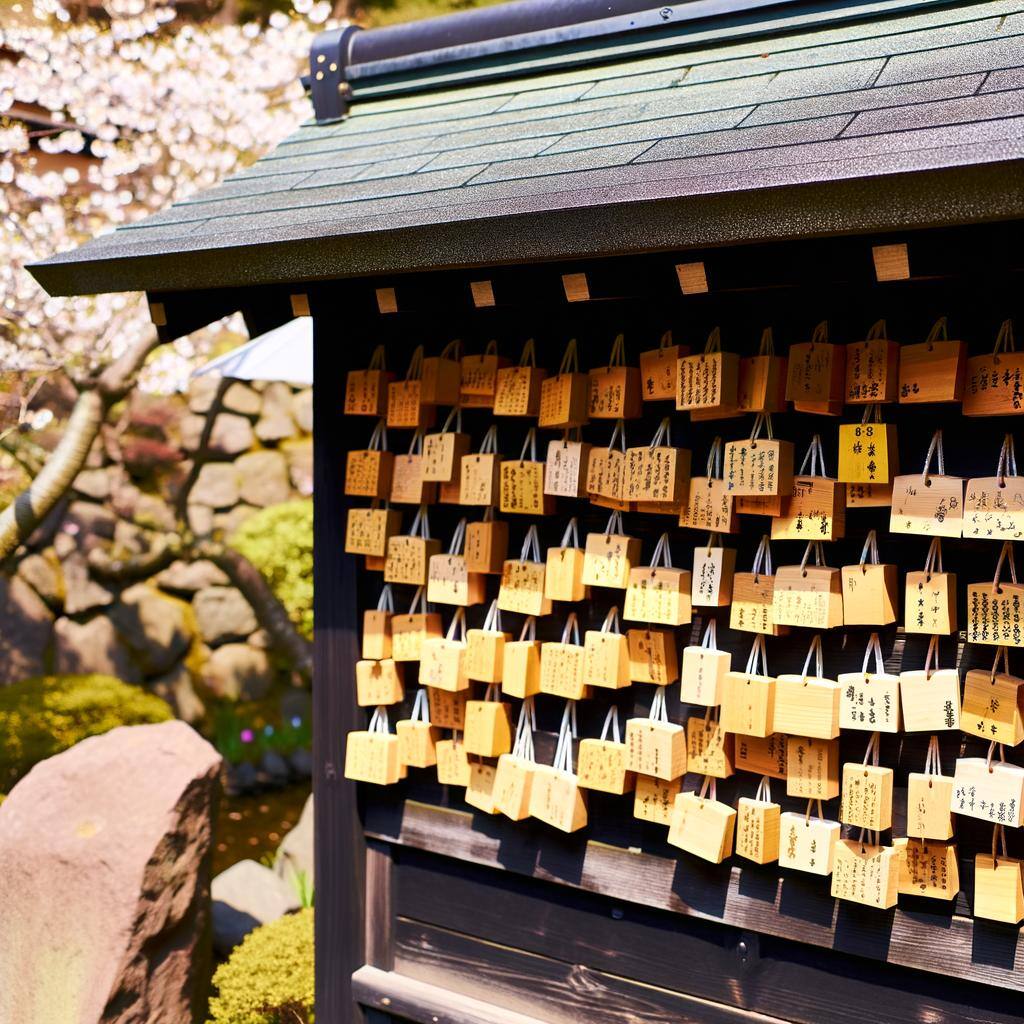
[314,314,369,1024]
[393,920,793,1024]
[366,840,395,970]
[393,848,1024,1024]
[365,799,1024,992]
[353,964,551,1024]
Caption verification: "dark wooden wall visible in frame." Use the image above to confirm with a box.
[312,219,1024,1024]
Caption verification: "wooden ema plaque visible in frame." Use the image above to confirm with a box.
[423,427,471,484]
[499,459,551,516]
[356,659,404,707]
[898,319,965,404]
[390,609,442,662]
[545,438,591,498]
[964,477,1024,542]
[385,534,441,587]
[362,608,392,661]
[582,524,642,589]
[465,627,509,684]
[494,340,546,417]
[387,380,435,430]
[493,754,535,821]
[837,422,898,485]
[966,582,1024,647]
[723,438,794,497]
[627,628,679,685]
[498,559,550,617]
[974,853,1024,923]
[577,739,635,795]
[346,361,393,417]
[786,736,840,800]
[720,671,775,738]
[901,670,960,733]
[640,334,686,401]
[501,635,542,700]
[774,677,840,740]
[890,475,963,537]
[634,775,681,824]
[676,344,739,414]
[390,449,437,506]
[737,352,787,414]
[460,451,501,507]
[831,839,900,910]
[460,346,508,405]
[894,838,960,900]
[730,572,783,636]
[545,546,587,602]
[427,552,486,608]
[625,718,686,781]
[624,566,692,627]
[906,772,955,840]
[435,737,472,786]
[736,733,787,779]
[540,616,588,700]
[686,715,734,778]
[960,666,1024,745]
[904,571,957,634]
[418,350,462,406]
[581,615,628,690]
[735,493,785,517]
[772,564,844,630]
[963,321,1024,417]
[668,789,736,864]
[679,476,736,533]
[785,323,845,414]
[345,507,402,558]
[680,644,731,705]
[465,761,499,814]
[346,448,394,500]
[396,720,440,769]
[427,688,469,730]
[539,372,589,429]
[841,564,898,626]
[846,482,893,509]
[951,757,1024,828]
[624,442,690,504]
[691,545,736,608]
[465,519,508,575]
[345,731,403,786]
[736,796,781,865]
[838,672,901,734]
[840,762,894,831]
[463,698,513,758]
[530,765,589,833]
[779,812,840,875]
[588,335,642,419]
[420,637,470,692]
[844,323,899,404]
[771,478,845,542]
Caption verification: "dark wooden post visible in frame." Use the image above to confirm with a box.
[312,310,366,1022]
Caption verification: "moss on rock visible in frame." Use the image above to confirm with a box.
[229,500,313,640]
[207,907,314,1024]
[0,674,173,791]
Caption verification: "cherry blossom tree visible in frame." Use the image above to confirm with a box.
[0,0,331,672]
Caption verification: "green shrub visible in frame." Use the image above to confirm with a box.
[0,674,173,791]
[207,908,314,1024]
[229,499,313,640]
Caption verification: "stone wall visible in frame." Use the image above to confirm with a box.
[1,376,313,725]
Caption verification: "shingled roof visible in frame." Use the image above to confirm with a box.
[30,0,1024,297]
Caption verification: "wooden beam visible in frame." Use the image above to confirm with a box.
[352,965,550,1024]
[365,798,1024,992]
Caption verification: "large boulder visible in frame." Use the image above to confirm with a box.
[73,468,112,501]
[211,859,299,954]
[111,584,192,676]
[53,615,141,684]
[236,450,291,508]
[0,575,52,685]
[201,644,273,701]
[275,793,314,890]
[16,551,64,610]
[180,412,254,458]
[292,388,313,433]
[62,551,114,616]
[283,439,313,496]
[0,720,221,1022]
[149,663,206,726]
[192,586,257,646]
[223,382,262,417]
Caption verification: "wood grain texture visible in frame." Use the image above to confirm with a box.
[365,797,1024,992]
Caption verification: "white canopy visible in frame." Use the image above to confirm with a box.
[194,317,312,386]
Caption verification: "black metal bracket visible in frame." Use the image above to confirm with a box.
[309,25,362,123]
